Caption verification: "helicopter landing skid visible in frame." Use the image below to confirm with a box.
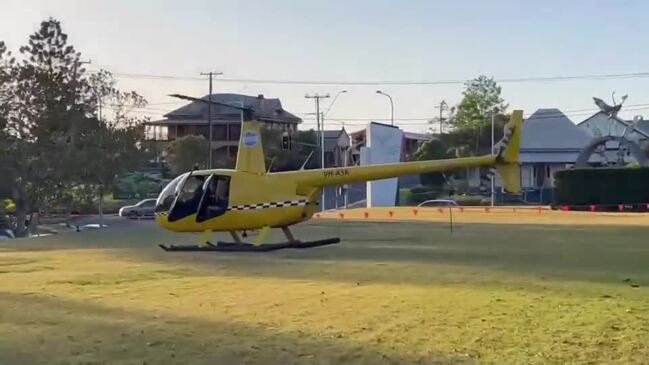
[158,238,340,252]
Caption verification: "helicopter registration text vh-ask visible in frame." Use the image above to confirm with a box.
[154,110,523,252]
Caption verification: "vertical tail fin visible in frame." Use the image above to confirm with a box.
[235,121,266,174]
[495,110,523,194]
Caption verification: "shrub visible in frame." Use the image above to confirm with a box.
[553,167,649,206]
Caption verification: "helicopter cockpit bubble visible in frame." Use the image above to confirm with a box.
[166,174,206,222]
[155,172,188,214]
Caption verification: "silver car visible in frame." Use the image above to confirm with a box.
[119,199,157,219]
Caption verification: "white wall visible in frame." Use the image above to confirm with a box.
[364,123,403,207]
[521,163,571,189]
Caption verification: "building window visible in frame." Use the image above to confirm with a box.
[212,125,227,141]
[196,126,209,140]
[229,124,241,141]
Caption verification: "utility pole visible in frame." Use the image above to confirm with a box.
[305,93,330,210]
[200,71,223,169]
[435,100,448,134]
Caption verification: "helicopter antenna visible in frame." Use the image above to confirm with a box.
[300,150,315,170]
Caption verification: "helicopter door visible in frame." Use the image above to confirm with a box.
[196,174,230,223]
[167,173,206,222]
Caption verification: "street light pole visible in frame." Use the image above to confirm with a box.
[376,90,394,126]
[324,90,347,117]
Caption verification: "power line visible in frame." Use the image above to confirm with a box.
[301,105,649,126]
[100,70,649,86]
[303,103,649,121]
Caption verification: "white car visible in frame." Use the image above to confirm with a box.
[118,199,157,219]
[416,199,459,208]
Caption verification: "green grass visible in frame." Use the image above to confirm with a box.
[1,220,649,364]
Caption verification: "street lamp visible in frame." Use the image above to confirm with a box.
[376,90,394,126]
[324,90,347,117]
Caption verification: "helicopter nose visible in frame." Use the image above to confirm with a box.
[155,211,170,226]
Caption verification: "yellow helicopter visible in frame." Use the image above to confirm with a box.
[155,97,523,252]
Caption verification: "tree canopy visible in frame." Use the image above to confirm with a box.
[453,75,507,132]
[413,139,448,187]
[0,18,150,236]
[166,135,210,174]
[262,128,319,172]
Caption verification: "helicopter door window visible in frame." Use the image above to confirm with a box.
[168,174,206,222]
[197,175,230,222]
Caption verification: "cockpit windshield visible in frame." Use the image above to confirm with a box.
[155,173,187,213]
[155,172,231,222]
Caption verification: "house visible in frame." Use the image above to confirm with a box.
[145,93,302,163]
[321,125,433,209]
[349,128,432,164]
[518,108,594,191]
[322,129,351,168]
[471,109,593,198]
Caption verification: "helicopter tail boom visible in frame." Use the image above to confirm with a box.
[286,110,523,194]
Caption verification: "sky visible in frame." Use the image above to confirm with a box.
[2,0,649,133]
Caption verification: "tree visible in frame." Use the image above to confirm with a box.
[0,18,151,235]
[453,75,507,131]
[452,76,508,155]
[413,139,448,186]
[78,70,151,225]
[439,114,509,157]
[262,128,319,172]
[166,135,209,174]
[0,18,91,236]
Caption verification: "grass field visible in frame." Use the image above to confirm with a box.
[1,217,649,364]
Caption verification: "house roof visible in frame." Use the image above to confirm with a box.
[637,120,649,135]
[145,118,231,126]
[322,129,349,152]
[155,93,302,125]
[348,128,432,141]
[322,130,344,139]
[521,108,592,151]
[403,131,433,141]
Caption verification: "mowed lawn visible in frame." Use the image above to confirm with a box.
[1,218,649,364]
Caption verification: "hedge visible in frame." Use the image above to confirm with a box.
[553,167,649,206]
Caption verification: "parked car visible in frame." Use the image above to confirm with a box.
[416,199,459,208]
[118,199,157,219]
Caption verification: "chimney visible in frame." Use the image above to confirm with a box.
[257,94,264,112]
